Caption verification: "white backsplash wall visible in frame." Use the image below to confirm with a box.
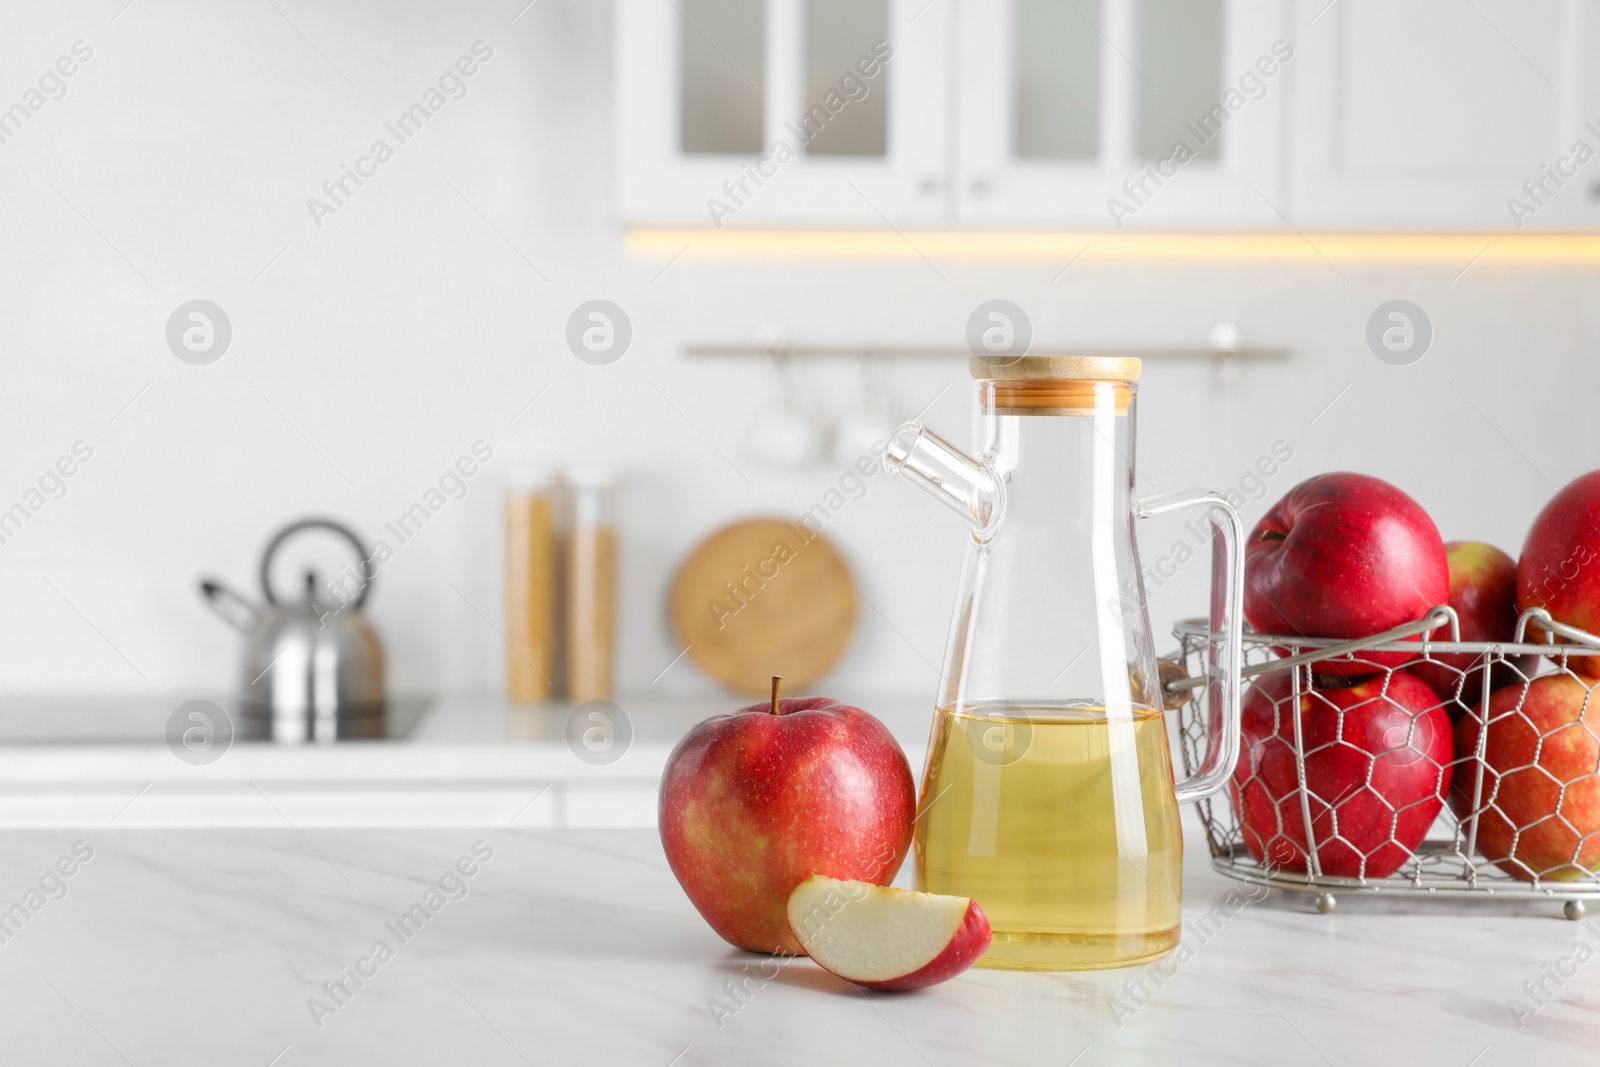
[0,0,1596,699]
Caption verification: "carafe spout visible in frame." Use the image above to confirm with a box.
[883,420,1005,540]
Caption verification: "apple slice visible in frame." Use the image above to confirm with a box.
[786,875,991,991]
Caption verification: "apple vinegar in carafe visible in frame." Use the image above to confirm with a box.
[916,703,1183,970]
[885,359,1246,972]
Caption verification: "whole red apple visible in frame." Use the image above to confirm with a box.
[658,683,915,954]
[1231,668,1453,879]
[1412,542,1541,711]
[1518,471,1600,676]
[1245,473,1448,676]
[1451,673,1600,881]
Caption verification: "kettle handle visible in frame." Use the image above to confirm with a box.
[1135,490,1245,805]
[260,518,374,610]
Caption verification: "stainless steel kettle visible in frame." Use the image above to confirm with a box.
[201,518,385,743]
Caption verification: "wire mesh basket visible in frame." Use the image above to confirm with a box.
[1170,606,1600,917]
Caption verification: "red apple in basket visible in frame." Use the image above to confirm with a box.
[1412,542,1542,713]
[1518,471,1600,676]
[1231,668,1453,879]
[1245,473,1449,677]
[658,680,916,954]
[1450,673,1600,881]
[787,876,991,990]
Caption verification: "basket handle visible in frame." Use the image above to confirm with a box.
[1137,490,1245,804]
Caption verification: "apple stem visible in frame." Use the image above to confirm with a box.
[770,675,782,715]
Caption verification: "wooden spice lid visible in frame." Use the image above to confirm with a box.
[969,355,1143,381]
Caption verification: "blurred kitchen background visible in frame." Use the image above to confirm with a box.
[0,0,1595,806]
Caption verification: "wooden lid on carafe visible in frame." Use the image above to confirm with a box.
[971,356,1138,416]
[968,355,1142,381]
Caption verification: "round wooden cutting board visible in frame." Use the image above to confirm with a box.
[669,518,857,695]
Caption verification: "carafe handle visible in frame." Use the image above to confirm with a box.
[1135,490,1245,804]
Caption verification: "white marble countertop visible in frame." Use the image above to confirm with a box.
[2,825,1594,1066]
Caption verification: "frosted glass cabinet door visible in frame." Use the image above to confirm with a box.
[615,0,950,226]
[1289,0,1600,229]
[1136,0,1226,164]
[1013,0,1102,161]
[679,0,766,155]
[804,0,890,157]
[957,0,1290,227]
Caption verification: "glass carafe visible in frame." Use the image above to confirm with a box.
[884,355,1244,971]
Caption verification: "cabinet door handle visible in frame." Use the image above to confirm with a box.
[917,173,942,196]
[968,176,993,197]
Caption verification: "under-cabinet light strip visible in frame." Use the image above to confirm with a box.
[683,344,1288,361]
[627,229,1600,262]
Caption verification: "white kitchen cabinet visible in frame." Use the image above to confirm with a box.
[614,0,1272,228]
[614,0,1600,231]
[954,0,1293,227]
[1287,0,1600,229]
[613,0,951,226]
